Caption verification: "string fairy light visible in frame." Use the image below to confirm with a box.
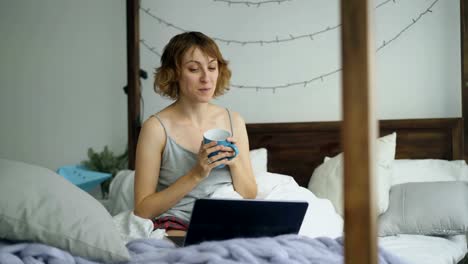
[233,0,439,91]
[376,0,438,51]
[376,0,396,9]
[140,7,338,46]
[140,0,397,46]
[213,0,292,7]
[141,0,440,92]
[230,68,341,90]
[140,39,161,57]
[215,0,394,8]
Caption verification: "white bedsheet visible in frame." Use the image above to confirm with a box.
[380,234,467,264]
[106,170,467,264]
[258,171,344,238]
[108,170,344,242]
[211,171,344,239]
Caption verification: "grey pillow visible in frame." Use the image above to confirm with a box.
[378,181,468,236]
[0,159,130,262]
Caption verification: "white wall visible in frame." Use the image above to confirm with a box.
[140,0,461,123]
[0,0,127,171]
[0,0,461,171]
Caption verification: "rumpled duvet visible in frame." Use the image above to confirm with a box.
[0,235,408,264]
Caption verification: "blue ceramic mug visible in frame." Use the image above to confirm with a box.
[203,129,239,169]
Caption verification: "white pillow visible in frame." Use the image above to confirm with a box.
[108,169,135,216]
[308,132,396,216]
[250,148,268,174]
[0,159,130,262]
[390,159,468,243]
[255,170,297,199]
[391,159,468,186]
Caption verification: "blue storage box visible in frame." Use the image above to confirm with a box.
[56,165,112,192]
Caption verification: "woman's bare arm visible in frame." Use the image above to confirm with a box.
[133,118,197,219]
[226,112,258,199]
[133,117,232,219]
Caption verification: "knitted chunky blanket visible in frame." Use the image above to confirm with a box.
[0,235,407,264]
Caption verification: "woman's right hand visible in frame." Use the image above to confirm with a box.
[192,141,232,180]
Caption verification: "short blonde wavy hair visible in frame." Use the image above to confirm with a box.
[154,32,232,100]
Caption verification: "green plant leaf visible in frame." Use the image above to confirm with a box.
[81,145,129,196]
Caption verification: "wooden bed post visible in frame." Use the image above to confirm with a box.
[453,118,464,160]
[126,0,141,170]
[341,0,378,263]
[461,0,468,161]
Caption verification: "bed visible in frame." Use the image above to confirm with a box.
[245,117,467,264]
[0,117,466,264]
[0,157,402,264]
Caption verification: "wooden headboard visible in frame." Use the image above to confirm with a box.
[247,118,463,187]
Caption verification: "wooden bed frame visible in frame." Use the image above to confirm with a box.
[247,118,463,187]
[128,117,463,188]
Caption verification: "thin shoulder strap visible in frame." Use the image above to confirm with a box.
[152,114,168,135]
[226,108,234,136]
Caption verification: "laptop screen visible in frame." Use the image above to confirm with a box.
[183,198,308,246]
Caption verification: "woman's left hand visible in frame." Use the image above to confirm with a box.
[223,137,239,167]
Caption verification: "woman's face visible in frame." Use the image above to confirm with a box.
[178,47,219,103]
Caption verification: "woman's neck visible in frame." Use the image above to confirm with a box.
[171,99,213,128]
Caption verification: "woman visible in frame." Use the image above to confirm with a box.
[133,32,257,237]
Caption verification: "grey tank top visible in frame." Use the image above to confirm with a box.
[153,109,234,223]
